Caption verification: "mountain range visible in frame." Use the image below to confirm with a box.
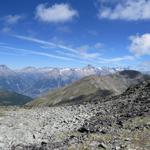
[0,75,149,149]
[0,65,149,149]
[0,64,126,98]
[27,70,150,107]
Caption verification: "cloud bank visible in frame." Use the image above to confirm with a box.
[129,33,150,56]
[98,0,150,21]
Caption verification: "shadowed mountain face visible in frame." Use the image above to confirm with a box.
[0,65,126,98]
[119,70,142,78]
[27,70,150,107]
[0,89,32,106]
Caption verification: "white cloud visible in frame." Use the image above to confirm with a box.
[1,27,12,33]
[77,44,103,59]
[80,52,101,59]
[13,35,102,60]
[12,34,135,64]
[35,3,78,23]
[138,61,150,71]
[129,33,150,56]
[77,45,90,52]
[98,0,150,20]
[101,55,134,63]
[0,45,90,64]
[77,43,103,51]
[13,34,81,55]
[4,15,23,24]
[0,45,75,61]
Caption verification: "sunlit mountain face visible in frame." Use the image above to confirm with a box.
[0,0,150,70]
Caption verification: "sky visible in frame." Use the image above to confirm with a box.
[0,0,150,70]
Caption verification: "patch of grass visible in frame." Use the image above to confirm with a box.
[123,116,150,129]
[0,112,5,117]
[89,133,113,143]
[57,116,150,150]
[68,145,91,150]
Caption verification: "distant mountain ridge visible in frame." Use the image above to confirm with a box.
[27,70,150,107]
[0,64,127,98]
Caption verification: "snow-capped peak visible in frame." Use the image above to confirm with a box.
[0,65,10,70]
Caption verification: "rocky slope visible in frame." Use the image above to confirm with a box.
[0,80,149,149]
[0,65,125,98]
[73,80,150,150]
[0,89,32,106]
[27,70,149,107]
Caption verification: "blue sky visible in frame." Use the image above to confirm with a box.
[0,0,150,70]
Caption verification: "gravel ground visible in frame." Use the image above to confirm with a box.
[0,104,97,150]
[0,81,149,150]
